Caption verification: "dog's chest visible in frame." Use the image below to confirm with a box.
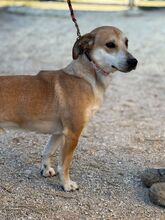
[86,87,104,120]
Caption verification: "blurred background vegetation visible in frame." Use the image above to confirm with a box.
[0,0,165,11]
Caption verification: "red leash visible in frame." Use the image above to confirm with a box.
[66,0,109,76]
[67,0,81,39]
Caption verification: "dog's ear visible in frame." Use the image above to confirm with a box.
[72,33,95,60]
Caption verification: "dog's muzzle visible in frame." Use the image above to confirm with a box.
[127,58,138,70]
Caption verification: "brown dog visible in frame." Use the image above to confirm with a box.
[0,26,137,191]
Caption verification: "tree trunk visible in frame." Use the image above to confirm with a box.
[129,0,135,9]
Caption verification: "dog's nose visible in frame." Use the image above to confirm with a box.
[127,58,138,69]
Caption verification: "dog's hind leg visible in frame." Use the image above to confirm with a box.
[41,134,64,177]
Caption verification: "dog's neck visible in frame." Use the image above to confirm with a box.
[63,54,112,91]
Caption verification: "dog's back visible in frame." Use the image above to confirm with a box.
[0,70,93,133]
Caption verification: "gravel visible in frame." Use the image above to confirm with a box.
[0,8,165,219]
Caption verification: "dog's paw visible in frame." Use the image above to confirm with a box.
[63,180,79,192]
[40,166,56,177]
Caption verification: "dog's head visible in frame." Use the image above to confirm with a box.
[72,26,138,73]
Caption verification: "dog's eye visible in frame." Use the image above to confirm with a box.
[125,39,128,48]
[106,42,116,49]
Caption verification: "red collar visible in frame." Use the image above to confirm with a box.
[85,52,109,76]
[91,60,109,76]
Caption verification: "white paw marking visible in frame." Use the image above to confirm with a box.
[41,167,56,177]
[57,165,79,191]
[63,180,79,192]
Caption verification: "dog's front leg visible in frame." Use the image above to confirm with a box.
[41,134,64,177]
[58,131,80,191]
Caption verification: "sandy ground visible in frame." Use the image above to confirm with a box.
[0,8,165,220]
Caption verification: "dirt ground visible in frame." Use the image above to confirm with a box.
[0,8,165,220]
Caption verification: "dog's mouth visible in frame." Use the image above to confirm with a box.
[112,65,136,73]
[112,65,117,69]
[112,65,120,71]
